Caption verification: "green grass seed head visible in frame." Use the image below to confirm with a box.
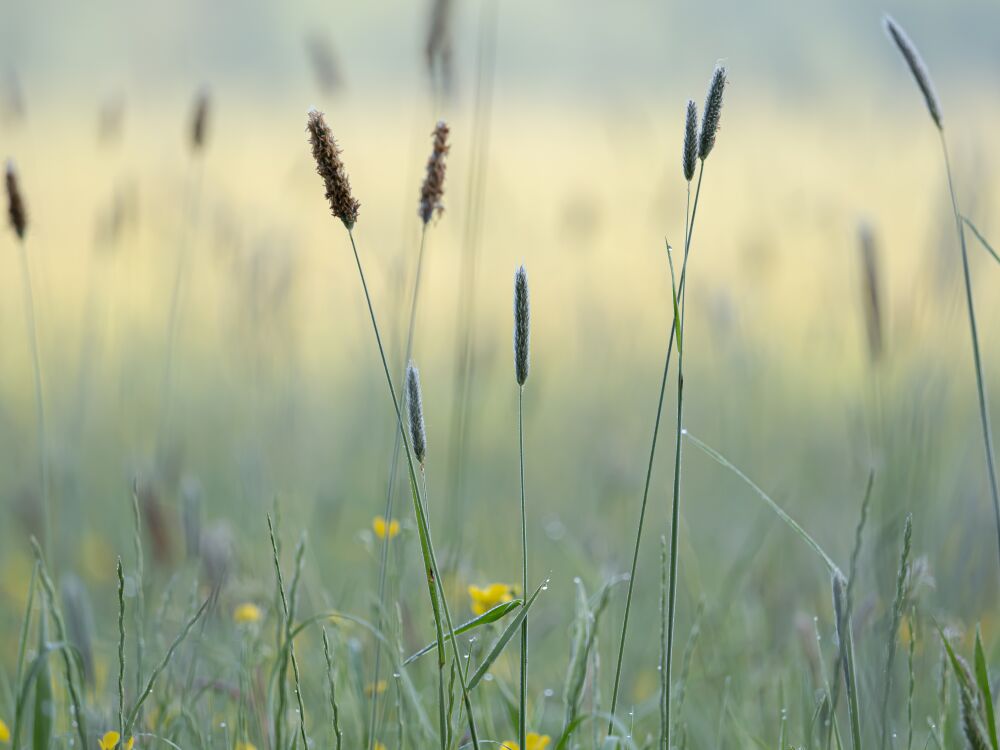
[406,361,427,465]
[683,100,698,181]
[883,15,942,130]
[698,65,727,160]
[514,265,530,386]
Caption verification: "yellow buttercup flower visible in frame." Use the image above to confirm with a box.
[501,733,551,750]
[0,718,10,743]
[235,742,257,750]
[373,516,400,540]
[98,732,134,749]
[365,679,387,696]
[233,603,263,624]
[374,744,387,750]
[468,583,516,616]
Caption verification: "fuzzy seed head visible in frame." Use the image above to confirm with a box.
[5,159,26,239]
[698,65,727,161]
[419,121,450,224]
[883,15,942,130]
[513,265,530,386]
[406,362,427,464]
[191,89,210,152]
[682,100,698,181]
[307,108,361,230]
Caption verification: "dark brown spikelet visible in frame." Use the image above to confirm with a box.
[191,89,210,152]
[307,108,360,230]
[514,265,530,386]
[6,158,26,239]
[682,99,698,182]
[698,65,727,161]
[883,15,942,130]
[406,362,427,464]
[858,221,883,363]
[419,121,450,224]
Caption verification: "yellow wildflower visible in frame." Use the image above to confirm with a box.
[501,733,551,750]
[468,583,516,616]
[235,743,257,750]
[233,603,263,624]
[373,516,400,540]
[0,718,9,743]
[374,744,387,750]
[365,679,387,696]
[98,732,134,749]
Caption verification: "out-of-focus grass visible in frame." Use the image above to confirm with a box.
[1,89,999,746]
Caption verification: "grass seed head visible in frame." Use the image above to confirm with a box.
[683,100,699,181]
[514,265,530,386]
[419,121,451,224]
[406,361,427,465]
[698,65,727,161]
[6,158,26,239]
[883,15,942,130]
[191,89,210,152]
[307,109,360,230]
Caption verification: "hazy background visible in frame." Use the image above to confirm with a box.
[2,0,1000,733]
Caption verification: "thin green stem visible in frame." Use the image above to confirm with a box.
[370,222,429,750]
[518,385,528,750]
[939,131,1000,583]
[346,228,481,749]
[17,238,50,563]
[608,161,704,736]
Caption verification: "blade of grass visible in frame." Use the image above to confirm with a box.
[468,579,548,690]
[974,627,998,750]
[404,600,523,665]
[124,595,210,735]
[963,217,1000,266]
[684,432,843,577]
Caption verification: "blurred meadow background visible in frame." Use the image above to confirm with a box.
[2,0,1000,748]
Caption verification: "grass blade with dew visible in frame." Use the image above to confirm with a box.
[12,561,38,745]
[963,217,1000,266]
[404,600,523,665]
[832,575,862,750]
[29,538,88,750]
[468,579,548,690]
[974,627,998,750]
[557,576,619,750]
[267,518,310,750]
[117,559,126,740]
[684,432,843,577]
[124,594,210,736]
[322,627,345,750]
[306,108,480,749]
[879,514,912,750]
[31,606,52,750]
[939,629,991,750]
[884,13,1000,589]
